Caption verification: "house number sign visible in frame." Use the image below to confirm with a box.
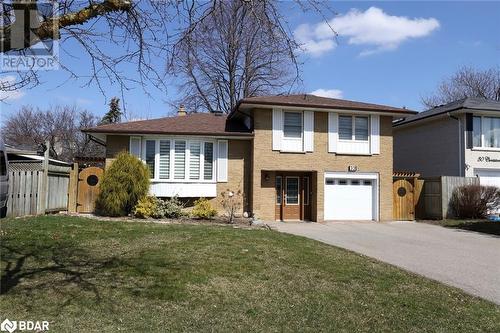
[477,156,500,162]
[348,165,358,172]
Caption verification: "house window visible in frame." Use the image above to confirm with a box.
[283,112,302,138]
[145,140,156,178]
[286,177,299,205]
[138,137,216,181]
[473,116,482,147]
[174,140,186,179]
[339,116,353,140]
[189,141,201,180]
[203,142,214,180]
[339,115,369,141]
[276,176,282,205]
[0,151,6,176]
[159,140,170,179]
[473,116,500,148]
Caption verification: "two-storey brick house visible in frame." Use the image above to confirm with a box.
[84,95,415,222]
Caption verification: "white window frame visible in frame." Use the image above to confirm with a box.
[338,114,370,143]
[138,136,217,183]
[472,115,500,150]
[281,110,304,152]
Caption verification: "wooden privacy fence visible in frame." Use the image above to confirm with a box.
[415,176,479,220]
[7,160,73,218]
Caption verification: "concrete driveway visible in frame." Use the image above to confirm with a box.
[273,221,500,305]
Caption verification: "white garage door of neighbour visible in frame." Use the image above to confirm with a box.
[324,178,374,220]
[474,169,500,187]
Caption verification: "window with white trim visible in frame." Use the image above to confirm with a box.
[473,116,500,148]
[174,140,186,179]
[283,112,302,138]
[339,115,369,141]
[203,142,214,180]
[136,138,215,181]
[159,140,170,179]
[145,140,156,178]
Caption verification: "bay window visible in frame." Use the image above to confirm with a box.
[473,116,500,148]
[145,140,156,178]
[139,138,216,181]
[339,115,369,141]
[159,140,170,179]
[174,140,186,179]
[203,142,214,180]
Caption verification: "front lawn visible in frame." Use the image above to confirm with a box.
[419,219,500,236]
[1,216,499,332]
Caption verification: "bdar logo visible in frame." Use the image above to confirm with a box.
[0,319,17,333]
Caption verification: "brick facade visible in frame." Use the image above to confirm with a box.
[251,109,394,222]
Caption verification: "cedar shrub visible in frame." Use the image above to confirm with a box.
[95,152,150,216]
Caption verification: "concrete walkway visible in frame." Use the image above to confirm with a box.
[273,221,500,305]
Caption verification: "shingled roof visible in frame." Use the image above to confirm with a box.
[236,94,417,114]
[394,97,500,126]
[83,113,251,137]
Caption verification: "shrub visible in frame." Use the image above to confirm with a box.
[95,152,150,216]
[450,185,500,218]
[133,196,158,219]
[192,198,217,219]
[157,196,184,219]
[220,189,243,223]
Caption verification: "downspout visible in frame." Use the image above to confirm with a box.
[447,112,463,176]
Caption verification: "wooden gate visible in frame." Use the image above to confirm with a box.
[393,178,415,220]
[77,167,104,213]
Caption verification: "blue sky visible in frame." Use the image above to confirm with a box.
[1,1,499,123]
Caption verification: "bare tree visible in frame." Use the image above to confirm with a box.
[1,0,331,105]
[422,66,500,108]
[2,105,104,162]
[168,1,307,113]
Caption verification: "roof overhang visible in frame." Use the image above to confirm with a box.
[235,102,417,118]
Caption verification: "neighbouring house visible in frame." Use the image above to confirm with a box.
[83,95,415,222]
[393,97,500,187]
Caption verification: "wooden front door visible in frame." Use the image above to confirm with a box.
[393,179,415,220]
[275,173,312,221]
[77,167,104,213]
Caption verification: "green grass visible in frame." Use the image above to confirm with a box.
[420,219,500,236]
[1,216,499,332]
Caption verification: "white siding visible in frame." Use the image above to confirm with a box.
[370,115,380,155]
[272,108,283,151]
[217,140,228,182]
[303,111,314,152]
[328,112,338,153]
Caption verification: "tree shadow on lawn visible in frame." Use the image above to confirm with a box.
[445,221,500,237]
[0,240,189,311]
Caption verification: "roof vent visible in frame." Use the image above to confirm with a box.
[178,104,187,116]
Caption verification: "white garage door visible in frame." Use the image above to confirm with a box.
[324,176,376,221]
[474,169,500,187]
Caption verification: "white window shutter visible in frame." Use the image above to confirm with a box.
[272,108,283,151]
[217,140,228,182]
[129,137,142,158]
[328,113,338,153]
[370,115,380,155]
[303,111,314,152]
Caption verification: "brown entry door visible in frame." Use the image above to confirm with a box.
[275,173,311,221]
[393,179,415,220]
[283,176,300,220]
[77,167,104,213]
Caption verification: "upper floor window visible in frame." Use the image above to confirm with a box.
[339,115,369,141]
[283,112,302,138]
[473,116,500,148]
